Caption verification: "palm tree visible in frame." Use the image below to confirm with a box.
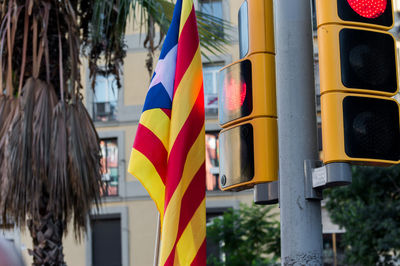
[0,0,230,265]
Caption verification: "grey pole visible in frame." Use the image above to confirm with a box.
[275,0,323,264]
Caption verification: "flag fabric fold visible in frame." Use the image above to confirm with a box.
[128,0,206,265]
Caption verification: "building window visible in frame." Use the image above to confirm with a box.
[199,0,223,19]
[91,214,122,266]
[206,132,219,191]
[203,63,224,116]
[100,138,119,197]
[93,74,118,122]
[199,0,224,38]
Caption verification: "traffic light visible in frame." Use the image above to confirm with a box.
[218,0,278,191]
[317,0,400,165]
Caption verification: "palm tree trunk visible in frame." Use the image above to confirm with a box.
[28,193,66,266]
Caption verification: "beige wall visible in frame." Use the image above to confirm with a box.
[123,51,153,106]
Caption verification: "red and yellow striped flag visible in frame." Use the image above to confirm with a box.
[128,0,206,264]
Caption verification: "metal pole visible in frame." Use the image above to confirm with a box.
[153,213,161,266]
[275,0,323,264]
[332,233,337,266]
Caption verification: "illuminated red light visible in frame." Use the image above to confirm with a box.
[347,0,387,18]
[223,75,247,111]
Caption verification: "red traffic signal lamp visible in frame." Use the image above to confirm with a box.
[218,0,278,191]
[219,54,276,127]
[318,0,393,29]
[317,0,400,165]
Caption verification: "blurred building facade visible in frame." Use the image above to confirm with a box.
[2,0,400,265]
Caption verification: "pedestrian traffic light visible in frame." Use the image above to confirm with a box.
[219,54,276,127]
[219,118,278,191]
[218,0,278,191]
[316,0,400,165]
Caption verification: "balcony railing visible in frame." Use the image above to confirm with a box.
[93,101,117,122]
[100,173,118,197]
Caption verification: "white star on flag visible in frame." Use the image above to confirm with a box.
[149,45,178,101]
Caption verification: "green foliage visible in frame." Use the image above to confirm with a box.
[324,165,400,265]
[206,203,280,266]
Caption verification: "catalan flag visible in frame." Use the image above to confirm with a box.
[128,0,206,265]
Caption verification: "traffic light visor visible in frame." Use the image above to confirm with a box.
[219,59,253,125]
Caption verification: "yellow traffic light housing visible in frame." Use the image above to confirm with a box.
[322,93,400,165]
[239,0,275,57]
[219,118,278,191]
[218,0,278,191]
[318,24,398,96]
[317,0,400,165]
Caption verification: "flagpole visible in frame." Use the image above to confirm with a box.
[153,212,161,266]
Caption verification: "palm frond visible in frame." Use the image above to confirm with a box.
[196,9,233,58]
[48,102,69,226]
[0,96,16,221]
[3,78,35,226]
[86,0,232,87]
[32,80,57,187]
[66,99,102,237]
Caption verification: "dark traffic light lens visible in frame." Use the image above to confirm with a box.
[219,60,253,125]
[343,96,400,161]
[346,0,387,19]
[340,28,397,93]
[348,43,389,86]
[219,123,254,189]
[338,0,392,26]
